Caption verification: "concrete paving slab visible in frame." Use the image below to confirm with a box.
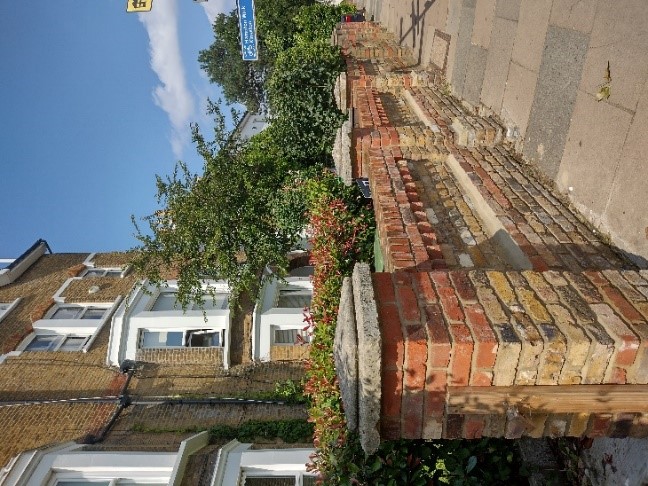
[450,1,477,97]
[444,0,464,83]
[494,0,520,21]
[501,61,537,136]
[511,0,551,73]
[463,45,488,106]
[557,90,633,218]
[480,17,516,113]
[549,0,597,34]
[471,0,496,48]
[579,1,648,113]
[600,82,648,265]
[523,26,589,179]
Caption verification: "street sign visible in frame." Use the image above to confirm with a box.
[237,0,258,61]
[126,0,152,12]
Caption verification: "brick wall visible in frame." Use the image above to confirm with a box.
[334,20,648,447]
[372,269,648,440]
[135,347,225,366]
[270,344,310,361]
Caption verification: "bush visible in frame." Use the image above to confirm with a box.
[267,42,346,166]
[209,419,314,444]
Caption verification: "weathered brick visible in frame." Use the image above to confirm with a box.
[448,324,474,386]
[546,304,590,384]
[464,303,497,370]
[590,303,640,374]
[463,416,485,439]
[587,414,612,437]
[424,304,451,368]
[449,271,477,303]
[487,271,516,306]
[511,314,543,385]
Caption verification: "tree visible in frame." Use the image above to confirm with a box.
[198,0,315,111]
[130,103,307,308]
[198,12,268,112]
[266,40,346,165]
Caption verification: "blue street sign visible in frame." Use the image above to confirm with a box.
[237,0,258,61]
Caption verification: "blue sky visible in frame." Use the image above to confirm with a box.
[0,0,237,258]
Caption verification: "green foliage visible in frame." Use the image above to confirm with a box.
[300,171,375,475]
[209,419,313,444]
[321,435,526,485]
[199,0,316,110]
[293,2,356,46]
[130,103,306,308]
[198,12,268,111]
[267,41,346,165]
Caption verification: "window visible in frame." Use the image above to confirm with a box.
[151,291,228,311]
[0,303,12,319]
[83,267,123,278]
[277,288,311,309]
[0,298,20,322]
[274,328,310,345]
[25,334,89,352]
[140,329,224,348]
[49,305,107,320]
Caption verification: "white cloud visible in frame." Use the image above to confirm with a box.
[139,0,195,159]
[201,0,236,25]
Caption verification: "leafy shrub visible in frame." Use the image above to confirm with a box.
[267,41,346,166]
[209,419,314,444]
[293,2,356,46]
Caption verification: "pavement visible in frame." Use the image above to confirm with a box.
[354,0,648,268]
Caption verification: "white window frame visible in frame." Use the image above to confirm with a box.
[46,304,109,320]
[82,267,126,278]
[147,290,229,312]
[0,298,20,323]
[23,334,90,352]
[139,328,225,349]
[275,288,312,309]
[272,327,310,346]
[241,471,317,485]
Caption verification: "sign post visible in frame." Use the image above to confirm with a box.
[237,0,258,61]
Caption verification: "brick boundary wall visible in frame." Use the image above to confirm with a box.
[136,347,225,366]
[332,21,648,451]
[270,344,310,361]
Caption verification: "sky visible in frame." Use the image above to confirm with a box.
[0,0,237,258]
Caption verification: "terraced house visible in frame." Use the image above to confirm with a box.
[0,241,314,485]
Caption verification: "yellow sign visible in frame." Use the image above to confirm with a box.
[126,0,152,12]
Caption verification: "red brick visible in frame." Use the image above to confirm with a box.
[397,282,421,323]
[464,417,485,439]
[470,370,494,386]
[437,287,465,323]
[372,273,396,304]
[449,324,474,386]
[381,369,403,418]
[378,303,404,368]
[381,416,402,440]
[530,256,550,272]
[401,392,424,439]
[425,304,452,368]
[444,414,465,438]
[607,367,627,384]
[464,303,498,369]
[404,325,428,390]
[449,270,478,303]
[413,272,437,304]
[587,414,612,437]
[602,286,644,323]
